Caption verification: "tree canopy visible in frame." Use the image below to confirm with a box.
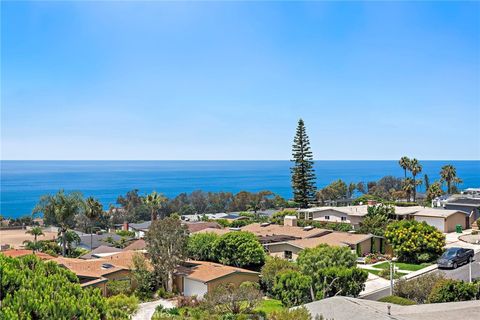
[213,231,265,269]
[146,217,189,291]
[0,254,108,319]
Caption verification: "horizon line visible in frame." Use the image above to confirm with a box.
[1,159,479,162]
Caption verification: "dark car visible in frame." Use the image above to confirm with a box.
[437,247,474,269]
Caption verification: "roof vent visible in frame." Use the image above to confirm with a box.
[260,222,271,227]
[303,226,314,231]
[229,227,241,231]
[101,263,114,269]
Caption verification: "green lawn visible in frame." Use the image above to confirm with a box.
[373,262,430,272]
[255,299,285,314]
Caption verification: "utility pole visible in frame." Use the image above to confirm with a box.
[469,257,472,283]
[390,257,397,296]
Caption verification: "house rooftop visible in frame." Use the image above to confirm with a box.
[298,205,466,218]
[53,256,127,278]
[192,227,231,236]
[184,221,221,233]
[299,296,480,320]
[123,239,146,251]
[447,198,480,206]
[265,231,372,249]
[240,223,330,239]
[175,260,258,283]
[412,208,467,218]
[80,245,122,259]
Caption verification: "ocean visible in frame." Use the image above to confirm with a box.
[1,160,479,219]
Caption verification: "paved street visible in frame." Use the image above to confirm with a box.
[362,251,480,301]
[440,251,480,282]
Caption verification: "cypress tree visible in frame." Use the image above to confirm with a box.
[291,119,317,208]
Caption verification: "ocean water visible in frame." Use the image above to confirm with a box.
[1,160,479,218]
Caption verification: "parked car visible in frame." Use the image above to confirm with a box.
[437,247,474,269]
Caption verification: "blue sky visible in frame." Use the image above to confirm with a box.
[1,1,479,160]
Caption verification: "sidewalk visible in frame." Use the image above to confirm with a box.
[132,298,175,320]
[360,272,390,297]
[445,230,480,253]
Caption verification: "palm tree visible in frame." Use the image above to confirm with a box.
[440,165,462,194]
[399,156,411,178]
[25,226,44,252]
[409,158,422,202]
[64,230,81,256]
[144,191,168,221]
[33,190,84,256]
[402,178,415,202]
[85,197,103,251]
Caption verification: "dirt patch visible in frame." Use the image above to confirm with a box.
[0,229,58,249]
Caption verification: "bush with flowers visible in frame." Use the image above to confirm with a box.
[385,220,445,263]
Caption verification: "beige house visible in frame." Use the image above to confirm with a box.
[264,231,381,260]
[412,208,469,233]
[174,261,259,297]
[298,205,469,233]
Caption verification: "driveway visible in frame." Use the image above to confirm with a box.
[132,299,175,320]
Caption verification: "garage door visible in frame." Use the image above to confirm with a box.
[414,216,445,232]
[184,278,208,297]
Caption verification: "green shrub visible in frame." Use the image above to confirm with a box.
[187,232,220,261]
[260,256,298,296]
[378,295,416,305]
[116,230,136,237]
[215,219,231,228]
[270,210,297,225]
[106,294,139,319]
[268,307,312,320]
[385,220,445,263]
[394,272,445,303]
[157,287,175,299]
[107,279,132,297]
[0,254,108,319]
[428,279,479,303]
[273,270,312,307]
[213,231,265,268]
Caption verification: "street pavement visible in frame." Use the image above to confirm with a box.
[361,251,480,301]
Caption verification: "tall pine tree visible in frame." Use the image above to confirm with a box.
[291,119,317,208]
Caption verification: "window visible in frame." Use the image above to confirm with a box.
[285,251,292,260]
[324,216,330,220]
[341,216,347,221]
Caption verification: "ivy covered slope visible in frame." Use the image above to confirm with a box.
[0,254,107,320]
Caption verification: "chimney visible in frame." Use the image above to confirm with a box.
[122,222,129,231]
[367,200,377,206]
[284,215,297,227]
